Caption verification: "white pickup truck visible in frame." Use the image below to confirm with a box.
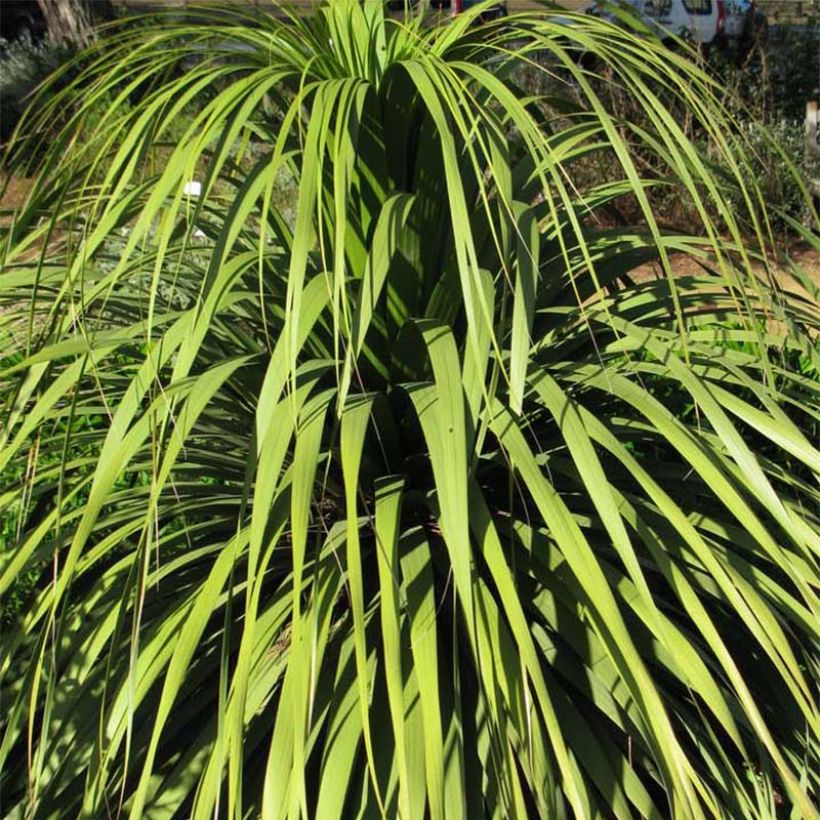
[587,0,727,47]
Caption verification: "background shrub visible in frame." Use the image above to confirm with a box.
[0,32,72,145]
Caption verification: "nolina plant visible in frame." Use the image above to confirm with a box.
[1,2,818,817]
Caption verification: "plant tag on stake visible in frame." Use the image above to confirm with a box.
[183,181,206,237]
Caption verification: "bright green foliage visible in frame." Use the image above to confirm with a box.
[1,2,819,817]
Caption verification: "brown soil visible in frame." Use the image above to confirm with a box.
[3,170,818,298]
[0,174,33,213]
[630,242,820,298]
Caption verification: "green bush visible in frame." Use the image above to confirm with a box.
[1,3,819,817]
[708,16,820,232]
[724,117,818,232]
[751,18,819,123]
[518,18,820,237]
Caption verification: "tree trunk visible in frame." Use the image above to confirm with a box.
[36,0,111,49]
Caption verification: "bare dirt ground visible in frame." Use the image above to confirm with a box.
[788,245,820,286]
[631,242,820,298]
[0,174,33,217]
[3,171,818,298]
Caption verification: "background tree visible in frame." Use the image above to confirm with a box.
[36,0,112,48]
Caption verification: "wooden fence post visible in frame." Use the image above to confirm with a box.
[807,101,819,158]
[807,102,820,226]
